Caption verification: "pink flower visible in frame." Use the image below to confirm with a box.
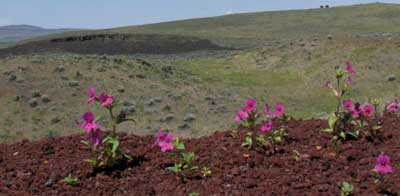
[243,98,257,112]
[387,100,399,113]
[351,103,362,118]
[362,104,375,117]
[80,112,102,146]
[98,92,114,107]
[275,103,285,116]
[153,129,174,152]
[345,61,356,75]
[324,81,333,89]
[88,128,103,146]
[374,154,393,175]
[234,110,249,122]
[80,112,98,134]
[264,103,285,118]
[87,87,96,104]
[260,121,273,132]
[343,100,353,111]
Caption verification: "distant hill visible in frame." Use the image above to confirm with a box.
[30,3,400,48]
[0,25,79,43]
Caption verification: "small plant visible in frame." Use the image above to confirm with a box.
[340,182,354,196]
[386,98,399,113]
[167,152,198,173]
[201,166,212,177]
[372,153,393,183]
[153,129,185,152]
[188,192,200,196]
[63,174,79,186]
[80,87,134,170]
[234,98,289,150]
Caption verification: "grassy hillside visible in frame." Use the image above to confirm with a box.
[31,3,400,48]
[1,36,400,142]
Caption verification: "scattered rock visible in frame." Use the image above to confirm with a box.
[16,77,24,83]
[41,95,51,103]
[7,74,17,81]
[31,90,41,98]
[136,74,145,79]
[68,80,79,87]
[51,117,61,124]
[117,86,125,93]
[54,65,65,72]
[14,95,21,102]
[327,34,333,40]
[96,66,107,72]
[387,74,396,82]
[28,98,38,108]
[184,113,196,122]
[178,123,190,130]
[121,106,136,114]
[60,75,69,80]
[160,114,175,123]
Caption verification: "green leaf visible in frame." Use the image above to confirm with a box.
[84,158,98,166]
[166,163,182,173]
[339,131,346,140]
[321,128,333,133]
[63,174,79,186]
[328,114,338,129]
[372,125,382,130]
[173,137,185,150]
[80,140,91,147]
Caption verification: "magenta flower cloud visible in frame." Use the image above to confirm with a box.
[374,154,393,175]
[261,121,273,132]
[153,129,174,152]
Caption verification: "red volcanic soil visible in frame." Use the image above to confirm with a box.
[1,115,399,196]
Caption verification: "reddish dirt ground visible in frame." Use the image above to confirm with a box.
[1,114,399,196]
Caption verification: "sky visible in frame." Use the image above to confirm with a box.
[1,0,400,29]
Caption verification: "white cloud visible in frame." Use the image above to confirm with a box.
[224,10,235,15]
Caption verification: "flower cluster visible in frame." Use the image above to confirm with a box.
[80,87,134,169]
[80,112,102,146]
[153,129,174,152]
[342,100,375,118]
[387,98,399,113]
[87,87,114,107]
[374,153,393,175]
[234,98,287,149]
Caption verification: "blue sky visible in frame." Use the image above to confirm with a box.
[1,0,400,29]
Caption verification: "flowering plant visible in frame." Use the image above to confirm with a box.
[323,61,379,149]
[372,153,393,181]
[234,98,289,150]
[80,87,134,169]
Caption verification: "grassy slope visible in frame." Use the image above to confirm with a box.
[32,3,400,47]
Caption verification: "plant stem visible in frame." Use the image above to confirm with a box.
[108,108,117,137]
